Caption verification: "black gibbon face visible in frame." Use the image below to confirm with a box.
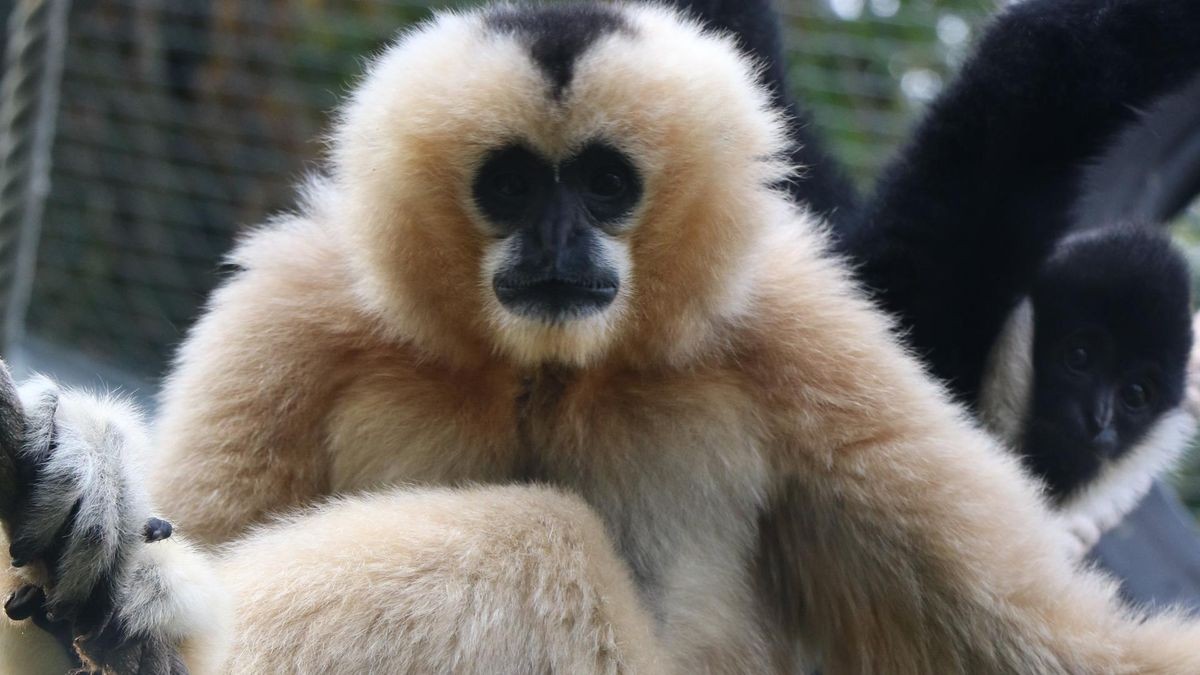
[1020,230,1192,500]
[1023,311,1188,500]
[474,141,643,322]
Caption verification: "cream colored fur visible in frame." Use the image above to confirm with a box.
[979,297,1035,447]
[7,3,1200,673]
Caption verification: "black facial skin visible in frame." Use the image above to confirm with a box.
[473,142,642,322]
[1021,228,1192,502]
[1025,326,1172,500]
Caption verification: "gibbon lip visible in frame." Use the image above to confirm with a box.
[493,276,618,317]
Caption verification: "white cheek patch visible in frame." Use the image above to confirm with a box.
[1058,407,1197,551]
[480,234,523,288]
[592,231,633,303]
[979,298,1035,447]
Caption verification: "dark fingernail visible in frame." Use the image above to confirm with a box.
[144,517,173,543]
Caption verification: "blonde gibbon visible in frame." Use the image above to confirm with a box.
[5,3,1200,673]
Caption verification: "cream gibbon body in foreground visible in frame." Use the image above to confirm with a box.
[5,3,1200,673]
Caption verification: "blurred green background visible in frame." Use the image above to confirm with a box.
[8,0,1200,504]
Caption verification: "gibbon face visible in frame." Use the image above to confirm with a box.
[331,3,787,367]
[1024,228,1193,498]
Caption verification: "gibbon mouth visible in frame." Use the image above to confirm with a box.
[493,276,618,319]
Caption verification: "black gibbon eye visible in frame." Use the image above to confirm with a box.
[587,170,627,199]
[565,142,643,225]
[1063,346,1090,373]
[490,172,530,200]
[472,144,552,225]
[1120,382,1152,410]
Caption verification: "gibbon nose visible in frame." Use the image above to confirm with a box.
[1086,394,1115,445]
[534,187,590,275]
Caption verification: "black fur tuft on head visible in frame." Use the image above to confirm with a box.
[485,3,631,99]
[1035,226,1193,370]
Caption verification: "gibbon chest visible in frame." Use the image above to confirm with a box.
[324,359,776,664]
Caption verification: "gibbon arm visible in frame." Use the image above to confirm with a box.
[151,221,361,546]
[0,374,229,673]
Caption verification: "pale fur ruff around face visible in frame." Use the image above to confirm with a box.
[331,4,789,368]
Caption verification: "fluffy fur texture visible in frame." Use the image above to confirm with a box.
[1058,408,1197,554]
[978,298,1035,448]
[218,485,660,674]
[980,297,1199,555]
[8,3,1200,673]
[1022,229,1194,499]
[1,379,228,673]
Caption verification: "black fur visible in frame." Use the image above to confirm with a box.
[1025,228,1193,498]
[674,0,859,223]
[485,4,630,100]
[845,0,1200,407]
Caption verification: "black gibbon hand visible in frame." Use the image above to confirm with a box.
[1,373,188,675]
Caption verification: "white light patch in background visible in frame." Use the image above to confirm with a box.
[870,0,900,18]
[830,0,865,21]
[901,68,943,103]
[937,14,971,47]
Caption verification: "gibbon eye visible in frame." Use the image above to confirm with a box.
[587,170,627,199]
[490,172,530,200]
[1063,346,1090,373]
[1120,381,1152,410]
[566,142,643,224]
[472,144,552,226]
